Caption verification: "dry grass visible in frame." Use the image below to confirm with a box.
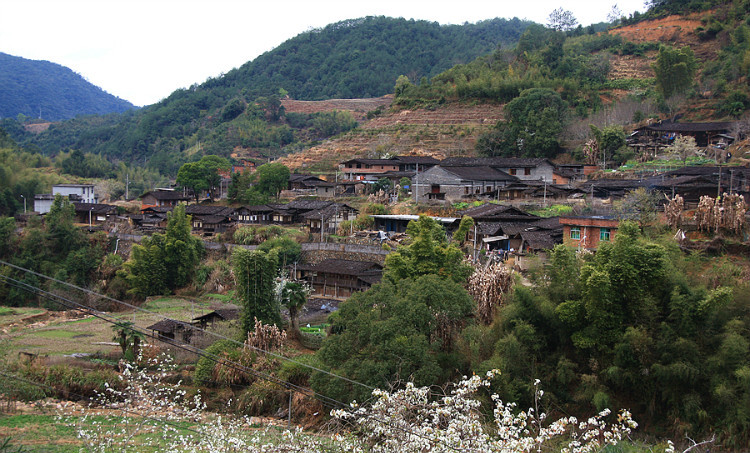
[1,297,215,357]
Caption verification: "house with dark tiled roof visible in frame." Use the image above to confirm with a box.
[294,259,382,298]
[72,202,118,226]
[632,121,735,148]
[146,318,195,343]
[192,307,240,329]
[413,165,518,201]
[184,205,236,235]
[140,189,189,209]
[236,205,274,225]
[440,157,555,182]
[268,200,337,224]
[131,206,173,231]
[302,203,358,235]
[288,174,336,198]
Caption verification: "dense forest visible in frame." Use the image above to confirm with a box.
[216,16,533,100]
[0,52,136,122]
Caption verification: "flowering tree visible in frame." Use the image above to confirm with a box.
[68,359,651,453]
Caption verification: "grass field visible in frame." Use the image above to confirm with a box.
[0,413,202,452]
[0,297,226,357]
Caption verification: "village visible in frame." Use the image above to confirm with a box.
[8,118,746,347]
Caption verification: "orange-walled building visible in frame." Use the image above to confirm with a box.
[559,216,619,250]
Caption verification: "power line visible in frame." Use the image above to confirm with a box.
[0,272,466,452]
[0,259,373,393]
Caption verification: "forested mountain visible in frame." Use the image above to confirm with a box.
[0,52,136,121]
[0,16,532,174]
[215,16,533,100]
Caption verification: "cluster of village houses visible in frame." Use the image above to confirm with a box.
[18,122,750,323]
[16,120,750,342]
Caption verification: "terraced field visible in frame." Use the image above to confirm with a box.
[279,102,504,172]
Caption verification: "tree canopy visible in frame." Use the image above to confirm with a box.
[176,155,230,201]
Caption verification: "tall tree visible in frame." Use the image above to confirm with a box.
[477,88,567,158]
[252,162,290,200]
[122,204,201,297]
[547,8,578,32]
[162,204,202,290]
[653,45,697,98]
[384,215,473,285]
[233,248,281,333]
[176,155,230,202]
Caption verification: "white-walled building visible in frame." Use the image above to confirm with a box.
[34,184,98,214]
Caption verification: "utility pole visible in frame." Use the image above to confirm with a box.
[414,163,419,203]
[20,194,26,213]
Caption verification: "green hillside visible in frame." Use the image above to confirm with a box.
[0,52,136,121]
[0,16,532,173]
[216,16,532,100]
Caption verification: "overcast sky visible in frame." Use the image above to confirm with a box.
[1,0,647,107]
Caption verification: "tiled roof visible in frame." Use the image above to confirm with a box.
[441,166,518,182]
[146,319,187,334]
[72,202,117,215]
[440,157,551,168]
[192,308,240,323]
[296,259,382,276]
[520,230,560,251]
[643,122,735,133]
[302,203,357,220]
[141,190,188,201]
[285,200,335,210]
[459,204,538,220]
[184,205,235,216]
[390,155,440,165]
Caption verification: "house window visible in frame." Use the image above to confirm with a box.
[486,186,491,193]
[570,227,581,240]
[465,187,470,194]
[509,168,517,175]
[524,168,531,176]
[600,228,611,242]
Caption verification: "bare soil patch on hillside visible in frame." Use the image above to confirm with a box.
[609,12,723,61]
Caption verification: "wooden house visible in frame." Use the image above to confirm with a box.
[72,202,118,226]
[192,308,240,329]
[236,205,274,224]
[294,259,382,298]
[131,206,173,231]
[302,203,358,234]
[146,319,195,344]
[140,189,189,209]
[184,205,236,235]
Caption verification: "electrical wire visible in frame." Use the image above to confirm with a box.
[0,272,466,452]
[0,259,374,393]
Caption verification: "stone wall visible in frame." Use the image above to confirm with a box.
[300,242,389,265]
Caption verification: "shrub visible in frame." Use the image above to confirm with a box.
[194,340,237,386]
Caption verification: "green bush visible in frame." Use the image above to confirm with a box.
[194,340,238,386]
[277,354,321,385]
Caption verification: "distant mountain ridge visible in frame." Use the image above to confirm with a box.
[0,52,136,121]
